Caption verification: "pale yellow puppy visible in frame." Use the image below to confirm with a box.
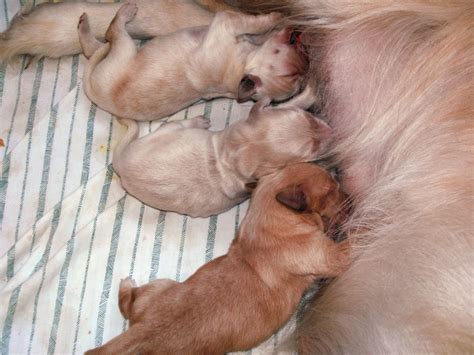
[77,3,308,121]
[112,98,331,217]
[0,0,218,61]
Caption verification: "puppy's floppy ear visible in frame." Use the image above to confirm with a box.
[276,184,309,212]
[237,74,261,103]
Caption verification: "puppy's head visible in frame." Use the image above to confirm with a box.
[239,27,309,103]
[250,163,347,232]
[239,100,332,178]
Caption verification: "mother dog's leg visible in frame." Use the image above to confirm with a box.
[0,0,215,62]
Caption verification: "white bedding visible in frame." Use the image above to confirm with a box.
[0,1,296,353]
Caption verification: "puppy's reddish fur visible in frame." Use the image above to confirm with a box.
[85,163,349,354]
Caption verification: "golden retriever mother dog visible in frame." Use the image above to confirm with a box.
[226,0,472,353]
[1,0,472,353]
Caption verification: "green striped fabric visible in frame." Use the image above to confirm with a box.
[0,1,297,353]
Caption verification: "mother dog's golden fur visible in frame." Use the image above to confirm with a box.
[207,0,474,353]
[1,0,472,353]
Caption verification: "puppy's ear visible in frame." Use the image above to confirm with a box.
[237,74,261,103]
[276,185,309,212]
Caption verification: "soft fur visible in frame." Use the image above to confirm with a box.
[112,98,331,217]
[1,0,472,353]
[194,0,474,353]
[85,163,350,354]
[76,4,307,120]
[0,0,220,61]
[283,1,472,353]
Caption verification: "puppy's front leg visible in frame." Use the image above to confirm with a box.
[308,238,350,278]
[186,115,212,129]
[213,11,284,36]
[284,236,350,278]
[276,85,316,110]
[158,116,211,134]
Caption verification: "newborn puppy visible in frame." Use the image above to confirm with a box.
[112,98,331,217]
[77,3,308,121]
[85,163,350,354]
[0,0,218,61]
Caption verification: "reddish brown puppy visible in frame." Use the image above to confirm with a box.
[86,163,349,354]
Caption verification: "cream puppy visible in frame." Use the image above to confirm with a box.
[77,3,308,121]
[112,99,331,217]
[0,0,234,61]
[85,163,350,354]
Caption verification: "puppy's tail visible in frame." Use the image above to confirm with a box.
[81,40,110,107]
[113,118,139,161]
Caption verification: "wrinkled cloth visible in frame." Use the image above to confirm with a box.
[0,1,296,353]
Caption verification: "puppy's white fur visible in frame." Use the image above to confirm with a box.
[112,99,331,217]
[77,4,307,121]
[0,0,216,61]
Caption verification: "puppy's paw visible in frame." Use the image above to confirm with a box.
[77,13,89,31]
[189,115,211,129]
[329,240,351,276]
[118,3,138,23]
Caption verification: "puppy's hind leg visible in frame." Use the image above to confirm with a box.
[78,13,103,59]
[122,278,178,325]
[104,3,139,62]
[81,4,138,108]
[118,277,137,320]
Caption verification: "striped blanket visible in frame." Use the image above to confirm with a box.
[0,1,296,354]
